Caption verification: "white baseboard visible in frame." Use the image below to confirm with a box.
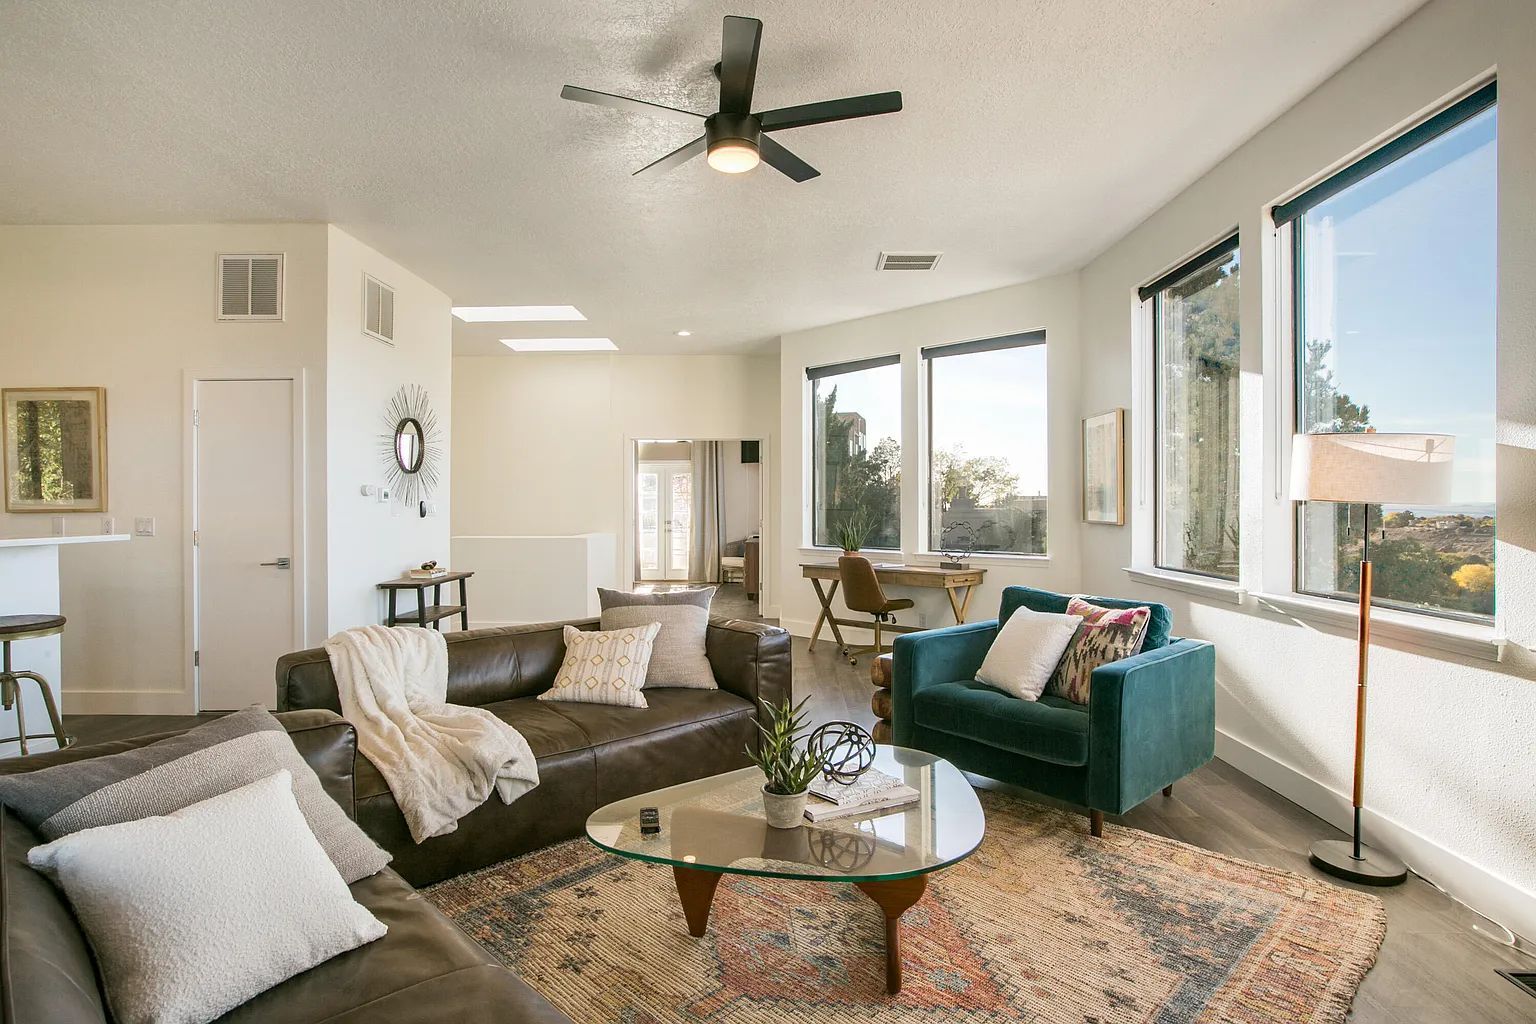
[65,689,195,716]
[1216,729,1535,945]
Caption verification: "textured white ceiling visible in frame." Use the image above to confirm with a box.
[0,0,1424,355]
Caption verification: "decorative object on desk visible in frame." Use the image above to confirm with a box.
[1290,430,1453,887]
[380,384,442,511]
[831,510,870,555]
[2,387,107,513]
[744,696,820,828]
[407,560,447,580]
[937,521,976,570]
[1081,408,1125,525]
[806,721,875,786]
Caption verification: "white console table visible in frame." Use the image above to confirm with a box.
[0,535,130,755]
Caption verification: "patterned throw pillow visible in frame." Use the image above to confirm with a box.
[1044,597,1153,705]
[539,623,660,709]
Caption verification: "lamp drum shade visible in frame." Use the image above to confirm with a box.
[1290,432,1454,505]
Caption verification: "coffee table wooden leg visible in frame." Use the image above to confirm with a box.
[673,865,722,938]
[855,874,928,995]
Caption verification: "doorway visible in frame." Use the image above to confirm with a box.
[630,438,767,617]
[636,460,693,581]
[191,377,302,710]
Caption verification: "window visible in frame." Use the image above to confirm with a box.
[1280,84,1496,621]
[925,332,1047,555]
[1145,237,1241,579]
[809,356,901,550]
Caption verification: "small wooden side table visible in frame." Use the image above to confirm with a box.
[871,652,894,744]
[378,571,473,631]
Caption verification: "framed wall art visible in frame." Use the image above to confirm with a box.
[1082,408,1124,526]
[3,387,108,513]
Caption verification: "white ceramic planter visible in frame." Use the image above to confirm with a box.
[761,786,808,828]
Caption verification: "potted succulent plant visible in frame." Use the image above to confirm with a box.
[832,511,872,556]
[745,696,822,828]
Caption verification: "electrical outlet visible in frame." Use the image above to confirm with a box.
[134,517,156,537]
[100,517,115,535]
[50,516,65,537]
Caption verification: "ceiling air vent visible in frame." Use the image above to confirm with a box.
[217,254,284,320]
[364,274,395,345]
[876,251,943,271]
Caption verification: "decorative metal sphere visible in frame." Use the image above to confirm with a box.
[807,721,875,785]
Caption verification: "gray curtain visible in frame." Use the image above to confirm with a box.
[690,441,725,582]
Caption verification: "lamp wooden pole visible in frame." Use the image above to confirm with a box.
[1309,504,1407,885]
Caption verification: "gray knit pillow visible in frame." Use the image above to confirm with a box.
[597,587,718,689]
[0,707,390,883]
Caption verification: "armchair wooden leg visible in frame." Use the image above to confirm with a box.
[1162,784,1174,798]
[1089,810,1104,838]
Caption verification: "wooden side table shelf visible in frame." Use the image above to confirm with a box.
[378,571,473,631]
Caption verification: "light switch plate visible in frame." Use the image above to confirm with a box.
[50,516,65,537]
[134,517,156,537]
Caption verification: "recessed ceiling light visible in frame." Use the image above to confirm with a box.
[675,330,692,337]
[453,305,586,322]
[500,338,617,352]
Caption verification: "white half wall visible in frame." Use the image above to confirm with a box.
[1074,0,1536,940]
[0,224,331,714]
[775,271,1082,639]
[452,534,616,626]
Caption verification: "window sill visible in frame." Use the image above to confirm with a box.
[798,545,902,559]
[1251,591,1505,663]
[1123,567,1245,605]
[909,552,1050,569]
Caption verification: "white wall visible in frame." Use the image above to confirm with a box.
[776,271,1082,638]
[1074,0,1536,939]
[325,226,453,629]
[0,224,330,714]
[721,441,761,544]
[452,353,778,603]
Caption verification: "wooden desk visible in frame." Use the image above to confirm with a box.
[378,571,473,630]
[800,562,985,653]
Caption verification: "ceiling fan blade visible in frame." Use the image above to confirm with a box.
[758,135,819,182]
[633,135,707,177]
[560,85,705,125]
[717,16,762,114]
[758,91,903,132]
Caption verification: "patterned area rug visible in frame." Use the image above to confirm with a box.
[426,791,1385,1023]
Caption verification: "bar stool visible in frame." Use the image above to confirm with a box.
[0,614,73,755]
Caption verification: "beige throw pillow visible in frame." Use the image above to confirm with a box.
[538,623,660,709]
[597,587,717,689]
[975,609,1083,701]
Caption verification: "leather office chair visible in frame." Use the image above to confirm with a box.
[837,555,914,665]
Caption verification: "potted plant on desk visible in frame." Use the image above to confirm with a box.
[746,696,822,828]
[833,511,871,557]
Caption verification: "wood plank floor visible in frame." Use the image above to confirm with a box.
[62,633,1535,1022]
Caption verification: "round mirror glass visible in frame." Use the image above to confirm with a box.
[394,418,424,474]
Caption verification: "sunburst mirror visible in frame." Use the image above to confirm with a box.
[380,385,442,512]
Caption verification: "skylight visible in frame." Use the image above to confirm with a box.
[500,338,617,352]
[452,305,586,322]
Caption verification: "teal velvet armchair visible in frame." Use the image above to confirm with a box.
[891,585,1215,835]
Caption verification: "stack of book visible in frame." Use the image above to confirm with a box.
[803,769,919,822]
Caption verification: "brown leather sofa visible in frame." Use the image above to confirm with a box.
[0,709,571,1024]
[276,617,793,886]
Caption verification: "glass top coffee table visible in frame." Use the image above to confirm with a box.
[585,745,985,994]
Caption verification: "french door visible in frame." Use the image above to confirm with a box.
[637,461,692,581]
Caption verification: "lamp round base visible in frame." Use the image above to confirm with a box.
[1309,839,1407,886]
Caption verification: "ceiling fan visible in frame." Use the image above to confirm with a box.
[560,15,902,182]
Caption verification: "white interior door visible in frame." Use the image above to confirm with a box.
[637,461,691,581]
[195,378,297,710]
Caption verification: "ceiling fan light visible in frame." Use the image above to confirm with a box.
[707,140,760,173]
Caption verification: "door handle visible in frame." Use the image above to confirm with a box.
[260,557,292,569]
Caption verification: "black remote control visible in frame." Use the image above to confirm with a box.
[639,807,660,835]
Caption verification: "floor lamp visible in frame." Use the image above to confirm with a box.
[1289,430,1454,886]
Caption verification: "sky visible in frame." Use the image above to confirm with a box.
[1303,104,1497,507]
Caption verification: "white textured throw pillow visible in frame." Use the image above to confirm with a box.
[28,770,386,1024]
[975,609,1083,701]
[539,623,660,708]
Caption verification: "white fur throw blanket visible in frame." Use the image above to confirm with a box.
[323,625,539,843]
